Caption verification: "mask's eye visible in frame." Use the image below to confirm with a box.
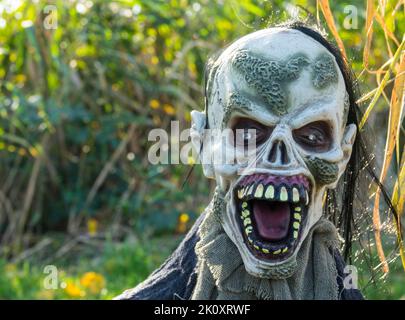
[293,121,332,152]
[231,118,271,147]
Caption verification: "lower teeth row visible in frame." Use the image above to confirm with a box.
[240,201,302,255]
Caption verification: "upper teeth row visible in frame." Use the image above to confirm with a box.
[237,183,309,205]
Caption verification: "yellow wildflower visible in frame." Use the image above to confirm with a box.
[80,272,106,295]
[87,218,98,237]
[64,281,85,298]
[176,213,190,234]
[179,213,189,224]
[163,104,176,115]
[151,56,159,65]
[149,99,160,109]
[29,147,39,158]
[14,74,26,84]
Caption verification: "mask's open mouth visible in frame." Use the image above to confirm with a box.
[234,174,311,261]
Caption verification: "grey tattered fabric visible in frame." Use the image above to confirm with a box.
[191,203,341,300]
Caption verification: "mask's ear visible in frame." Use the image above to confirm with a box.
[190,110,215,179]
[341,123,357,167]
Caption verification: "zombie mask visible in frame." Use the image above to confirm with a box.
[191,28,357,278]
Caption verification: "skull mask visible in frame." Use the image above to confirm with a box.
[191,28,357,278]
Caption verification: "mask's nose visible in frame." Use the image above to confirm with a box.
[268,140,290,165]
[263,125,296,168]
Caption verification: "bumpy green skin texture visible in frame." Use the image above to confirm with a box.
[304,156,339,186]
[212,188,226,222]
[311,53,338,89]
[231,50,310,116]
[222,92,253,127]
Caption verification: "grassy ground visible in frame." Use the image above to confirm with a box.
[0,234,182,299]
[0,232,404,300]
[358,257,405,300]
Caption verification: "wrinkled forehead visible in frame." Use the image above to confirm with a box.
[207,28,347,128]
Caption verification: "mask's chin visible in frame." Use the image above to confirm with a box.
[233,173,312,263]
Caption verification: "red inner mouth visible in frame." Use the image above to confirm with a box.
[252,200,291,241]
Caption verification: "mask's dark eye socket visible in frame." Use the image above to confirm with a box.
[231,118,271,148]
[293,121,332,152]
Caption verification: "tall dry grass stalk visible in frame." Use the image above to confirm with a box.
[318,0,404,273]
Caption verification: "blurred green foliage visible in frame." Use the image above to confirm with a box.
[0,0,403,299]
